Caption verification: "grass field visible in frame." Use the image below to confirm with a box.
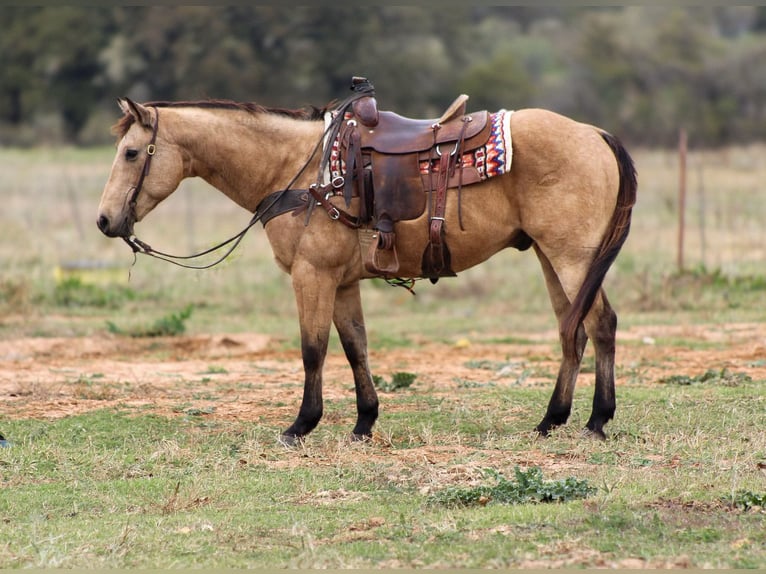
[0,144,765,568]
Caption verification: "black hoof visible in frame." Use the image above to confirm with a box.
[535,421,555,437]
[278,433,304,448]
[581,427,607,441]
[536,410,569,438]
[350,432,372,443]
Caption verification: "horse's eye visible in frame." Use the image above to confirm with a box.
[125,148,139,161]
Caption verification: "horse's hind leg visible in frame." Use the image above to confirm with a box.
[533,245,589,436]
[333,281,379,440]
[582,289,617,439]
[533,246,618,439]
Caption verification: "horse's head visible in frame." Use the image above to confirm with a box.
[97,98,186,238]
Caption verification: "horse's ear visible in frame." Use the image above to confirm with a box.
[119,97,154,128]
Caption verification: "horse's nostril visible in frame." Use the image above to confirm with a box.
[97,215,110,233]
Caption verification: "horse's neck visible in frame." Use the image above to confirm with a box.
[173,109,324,212]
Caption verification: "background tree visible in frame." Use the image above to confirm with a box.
[1,6,765,147]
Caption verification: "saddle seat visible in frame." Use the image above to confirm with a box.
[356,96,488,155]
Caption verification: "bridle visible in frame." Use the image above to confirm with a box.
[120,105,267,270]
[120,86,374,270]
[125,105,159,222]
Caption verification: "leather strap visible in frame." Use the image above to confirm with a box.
[256,189,309,226]
[307,183,361,229]
[342,122,365,208]
[425,117,469,275]
[426,152,450,274]
[127,106,159,213]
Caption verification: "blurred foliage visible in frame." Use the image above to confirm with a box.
[1,6,766,147]
[105,303,193,337]
[52,277,135,309]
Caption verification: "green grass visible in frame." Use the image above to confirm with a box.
[1,378,764,568]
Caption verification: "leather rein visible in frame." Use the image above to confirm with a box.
[120,98,354,270]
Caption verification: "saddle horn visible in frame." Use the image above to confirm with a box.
[351,77,379,128]
[437,94,469,125]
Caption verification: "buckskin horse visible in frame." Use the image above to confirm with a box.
[97,79,637,444]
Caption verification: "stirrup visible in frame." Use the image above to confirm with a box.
[364,234,400,276]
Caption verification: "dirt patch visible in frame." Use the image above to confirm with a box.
[1,322,765,426]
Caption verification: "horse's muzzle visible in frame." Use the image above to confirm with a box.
[96,214,111,235]
[96,213,133,238]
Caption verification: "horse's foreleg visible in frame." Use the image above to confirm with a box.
[281,264,337,444]
[533,246,589,436]
[333,282,379,440]
[582,289,617,439]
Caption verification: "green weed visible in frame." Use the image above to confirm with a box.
[464,359,507,370]
[659,368,752,386]
[202,365,228,375]
[683,265,766,293]
[481,336,537,345]
[373,371,417,392]
[178,406,217,417]
[429,466,596,507]
[453,378,493,388]
[725,490,766,511]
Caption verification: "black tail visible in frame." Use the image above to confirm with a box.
[560,131,637,358]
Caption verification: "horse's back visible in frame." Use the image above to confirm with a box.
[510,108,616,174]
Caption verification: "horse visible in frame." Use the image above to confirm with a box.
[97,90,636,444]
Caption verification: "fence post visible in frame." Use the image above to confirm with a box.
[677,127,687,272]
[697,160,706,269]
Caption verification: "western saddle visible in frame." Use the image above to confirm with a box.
[269,77,496,280]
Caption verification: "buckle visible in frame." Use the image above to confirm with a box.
[146,144,156,156]
[124,234,151,254]
[435,141,459,157]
